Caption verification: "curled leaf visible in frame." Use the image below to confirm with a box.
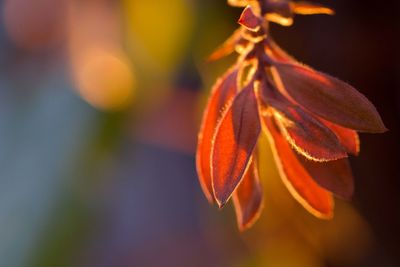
[233,156,263,231]
[238,5,261,32]
[263,115,334,219]
[196,67,239,203]
[212,83,261,207]
[274,63,387,133]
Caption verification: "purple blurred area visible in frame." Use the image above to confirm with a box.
[0,0,399,267]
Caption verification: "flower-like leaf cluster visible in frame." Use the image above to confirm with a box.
[197,0,386,231]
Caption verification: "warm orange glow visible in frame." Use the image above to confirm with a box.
[196,67,239,203]
[73,49,135,111]
[292,2,335,16]
[211,83,261,207]
[67,0,135,111]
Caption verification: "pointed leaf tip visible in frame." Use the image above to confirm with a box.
[212,83,261,206]
[196,67,239,203]
[275,63,387,133]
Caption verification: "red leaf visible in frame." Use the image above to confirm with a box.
[238,5,260,32]
[275,63,387,133]
[233,155,263,231]
[270,99,347,161]
[258,81,347,161]
[212,83,261,207]
[298,156,354,200]
[264,116,334,219]
[196,67,239,203]
[321,119,360,155]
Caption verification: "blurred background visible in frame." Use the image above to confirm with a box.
[0,0,399,266]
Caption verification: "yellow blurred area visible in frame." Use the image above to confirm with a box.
[123,0,195,76]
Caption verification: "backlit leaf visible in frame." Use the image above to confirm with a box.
[233,156,263,231]
[212,83,261,207]
[263,115,334,219]
[196,67,239,203]
[275,63,387,133]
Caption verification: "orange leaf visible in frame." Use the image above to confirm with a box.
[264,115,334,219]
[298,156,354,200]
[291,1,335,15]
[207,28,244,62]
[275,63,387,133]
[233,155,263,231]
[212,83,261,207]
[321,119,360,155]
[196,67,239,203]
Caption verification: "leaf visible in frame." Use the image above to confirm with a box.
[321,119,360,155]
[264,115,334,219]
[207,28,244,62]
[298,156,354,200]
[212,83,261,207]
[258,80,347,161]
[238,5,260,32]
[292,1,335,15]
[196,67,239,203]
[232,155,263,231]
[270,99,347,161]
[275,63,387,133]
